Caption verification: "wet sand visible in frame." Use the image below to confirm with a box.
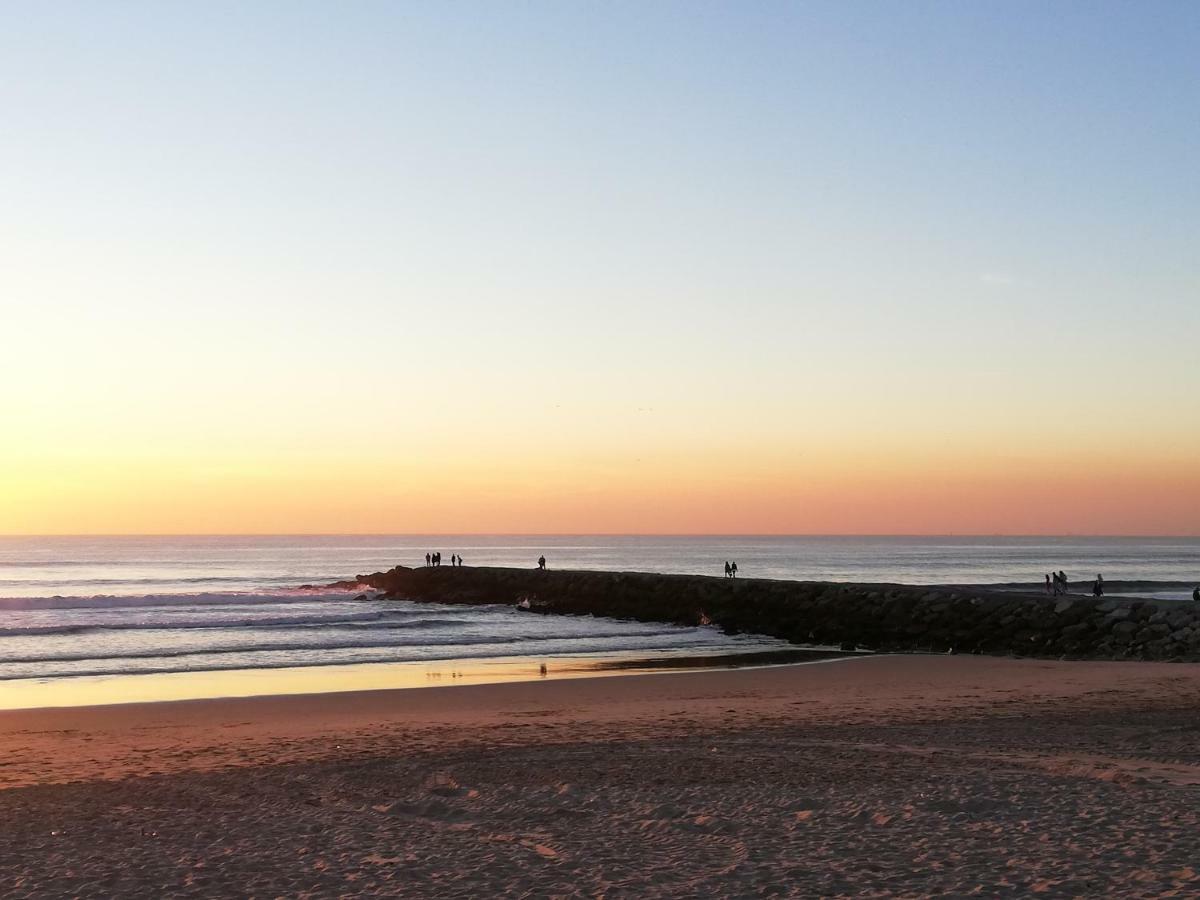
[2,656,1199,896]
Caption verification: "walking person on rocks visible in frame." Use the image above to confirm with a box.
[731,561,738,578]
[724,561,732,578]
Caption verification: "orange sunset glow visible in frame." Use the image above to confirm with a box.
[2,1,1196,537]
[4,444,1197,535]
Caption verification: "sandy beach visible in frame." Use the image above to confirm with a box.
[1,656,1199,897]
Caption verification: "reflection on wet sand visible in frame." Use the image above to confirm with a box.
[0,646,860,711]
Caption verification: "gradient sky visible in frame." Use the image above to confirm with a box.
[2,1,1197,535]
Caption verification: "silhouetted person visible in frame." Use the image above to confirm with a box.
[724,561,731,578]
[1045,574,1052,595]
[1058,570,1068,594]
[538,555,546,571]
[1193,586,1199,603]
[435,552,442,567]
[731,561,738,578]
[458,555,464,567]
[1093,573,1104,597]
[425,552,431,567]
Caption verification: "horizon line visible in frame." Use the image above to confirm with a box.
[2,532,1198,540]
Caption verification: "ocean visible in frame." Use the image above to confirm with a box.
[0,535,1196,693]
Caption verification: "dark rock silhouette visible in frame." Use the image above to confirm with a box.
[334,567,1200,661]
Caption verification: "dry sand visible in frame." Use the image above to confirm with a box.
[2,655,1199,897]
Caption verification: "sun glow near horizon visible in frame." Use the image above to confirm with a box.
[4,442,1198,536]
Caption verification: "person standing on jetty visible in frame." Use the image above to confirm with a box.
[425,552,431,567]
[538,555,546,571]
[1193,586,1199,603]
[724,561,732,578]
[731,561,738,578]
[1093,574,1104,597]
[1045,574,1052,595]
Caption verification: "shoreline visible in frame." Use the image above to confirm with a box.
[0,645,858,712]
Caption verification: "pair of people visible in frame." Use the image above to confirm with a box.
[1047,571,1069,596]
[723,560,739,578]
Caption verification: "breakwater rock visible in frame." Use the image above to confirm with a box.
[343,567,1200,661]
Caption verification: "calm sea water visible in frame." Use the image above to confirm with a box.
[0,535,1196,683]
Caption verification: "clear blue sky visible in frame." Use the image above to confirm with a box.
[1,2,1197,534]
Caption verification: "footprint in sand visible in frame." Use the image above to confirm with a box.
[422,772,476,798]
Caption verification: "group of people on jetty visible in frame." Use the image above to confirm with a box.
[723,561,739,578]
[424,553,548,569]
[1046,578,1118,600]
[1045,571,1106,597]
[1047,572,1200,603]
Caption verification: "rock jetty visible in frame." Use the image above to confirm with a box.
[339,566,1200,661]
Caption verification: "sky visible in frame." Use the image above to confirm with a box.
[1,1,1197,535]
